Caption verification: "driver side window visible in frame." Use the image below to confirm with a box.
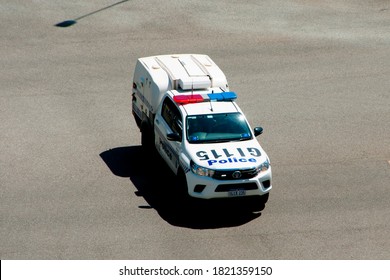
[161,97,182,138]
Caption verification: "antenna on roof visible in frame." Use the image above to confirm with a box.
[210,90,214,112]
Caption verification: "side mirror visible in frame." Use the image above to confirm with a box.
[167,132,181,142]
[254,127,263,137]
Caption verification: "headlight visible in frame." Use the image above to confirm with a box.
[190,161,215,177]
[257,159,270,173]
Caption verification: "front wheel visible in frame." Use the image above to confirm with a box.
[174,169,190,204]
[246,193,269,212]
[176,170,188,195]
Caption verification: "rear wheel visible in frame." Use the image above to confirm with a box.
[141,122,156,156]
[132,111,142,129]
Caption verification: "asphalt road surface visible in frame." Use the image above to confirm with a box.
[1,0,389,259]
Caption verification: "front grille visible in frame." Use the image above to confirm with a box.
[213,168,259,180]
[215,182,258,192]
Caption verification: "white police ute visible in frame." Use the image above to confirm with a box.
[132,54,271,208]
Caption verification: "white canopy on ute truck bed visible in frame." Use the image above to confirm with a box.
[133,54,229,114]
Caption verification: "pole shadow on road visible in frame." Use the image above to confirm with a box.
[55,0,131,27]
[100,146,262,229]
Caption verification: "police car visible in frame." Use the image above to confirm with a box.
[154,90,271,200]
[132,54,271,207]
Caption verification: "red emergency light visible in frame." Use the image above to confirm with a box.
[173,94,204,104]
[173,92,237,105]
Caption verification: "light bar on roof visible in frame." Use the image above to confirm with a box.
[173,94,204,104]
[173,92,237,105]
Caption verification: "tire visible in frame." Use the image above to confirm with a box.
[141,122,156,156]
[260,192,269,204]
[247,193,269,212]
[174,169,190,203]
[132,111,142,129]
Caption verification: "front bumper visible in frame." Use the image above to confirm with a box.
[185,166,272,199]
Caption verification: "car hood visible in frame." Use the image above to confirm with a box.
[187,139,268,170]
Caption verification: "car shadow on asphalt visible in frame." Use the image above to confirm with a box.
[100,146,262,229]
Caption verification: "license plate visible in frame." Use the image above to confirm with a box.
[228,189,246,197]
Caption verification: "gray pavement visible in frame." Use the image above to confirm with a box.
[1,0,389,259]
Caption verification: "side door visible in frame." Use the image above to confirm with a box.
[154,97,183,173]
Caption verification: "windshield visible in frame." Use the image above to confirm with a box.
[186,113,252,143]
